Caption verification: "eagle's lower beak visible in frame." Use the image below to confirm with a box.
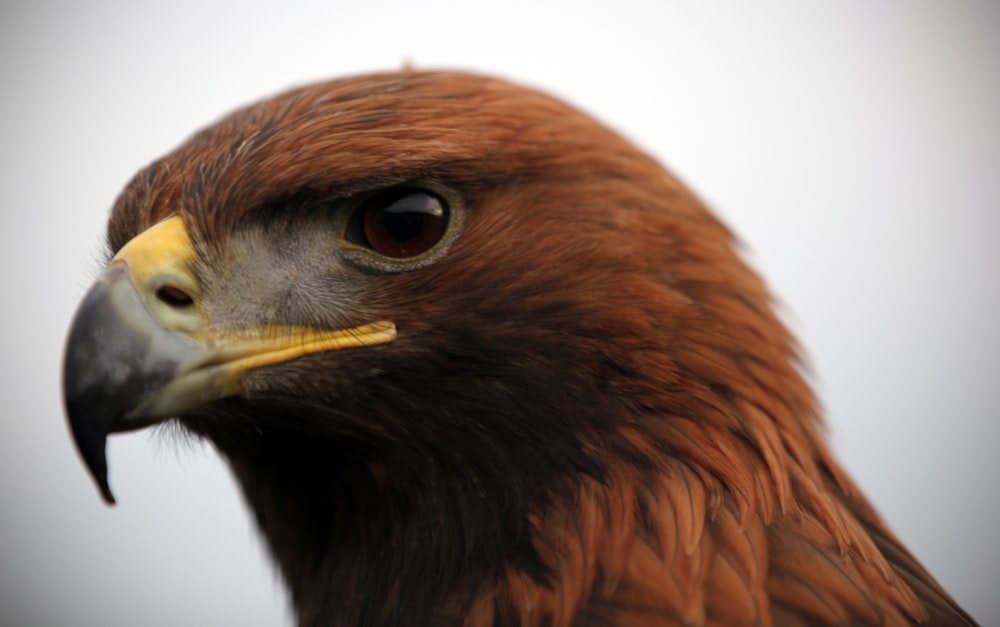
[62,216,395,505]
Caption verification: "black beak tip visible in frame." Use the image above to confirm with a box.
[98,479,117,506]
[66,408,118,506]
[84,442,117,505]
[86,450,117,506]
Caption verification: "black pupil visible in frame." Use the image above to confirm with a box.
[384,199,436,242]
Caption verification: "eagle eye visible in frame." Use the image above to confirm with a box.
[345,188,450,260]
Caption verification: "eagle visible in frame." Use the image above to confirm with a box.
[63,71,976,626]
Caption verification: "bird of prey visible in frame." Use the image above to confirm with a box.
[63,71,977,626]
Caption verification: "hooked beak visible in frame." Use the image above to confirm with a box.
[62,216,396,504]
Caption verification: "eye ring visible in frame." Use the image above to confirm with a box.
[341,185,461,270]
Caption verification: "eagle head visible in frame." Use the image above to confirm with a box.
[63,71,975,626]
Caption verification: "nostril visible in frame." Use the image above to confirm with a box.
[155,285,195,308]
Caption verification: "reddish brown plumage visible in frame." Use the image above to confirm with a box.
[94,71,975,625]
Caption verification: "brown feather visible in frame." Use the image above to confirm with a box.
[102,71,977,626]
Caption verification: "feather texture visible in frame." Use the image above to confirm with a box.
[93,71,976,626]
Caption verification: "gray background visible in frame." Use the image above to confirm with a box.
[2,1,997,625]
